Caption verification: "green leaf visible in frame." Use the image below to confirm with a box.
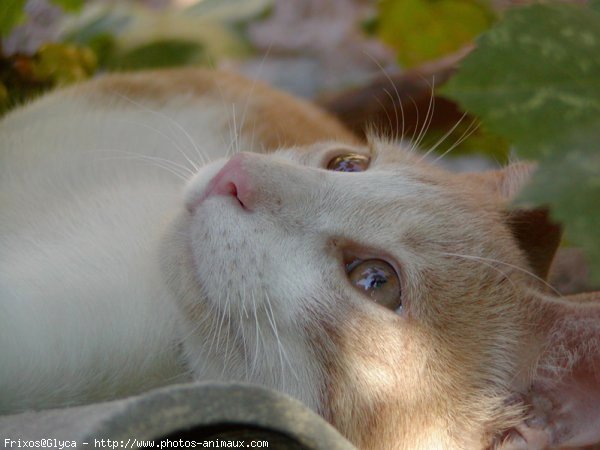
[442,3,600,284]
[108,39,205,71]
[49,0,84,12]
[377,0,495,67]
[518,129,600,284]
[0,0,26,37]
[442,3,600,150]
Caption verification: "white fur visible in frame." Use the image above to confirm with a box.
[0,91,254,411]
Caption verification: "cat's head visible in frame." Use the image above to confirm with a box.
[161,139,600,450]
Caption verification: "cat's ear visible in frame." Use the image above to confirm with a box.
[499,164,562,280]
[499,293,600,450]
[461,162,536,202]
[469,163,563,280]
[494,162,537,202]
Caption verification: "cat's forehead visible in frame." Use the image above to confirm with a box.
[266,140,497,258]
[271,139,478,216]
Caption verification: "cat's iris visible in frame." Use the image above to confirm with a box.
[327,154,370,172]
[346,259,402,311]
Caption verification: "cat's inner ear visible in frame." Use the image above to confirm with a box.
[500,293,600,450]
[506,208,562,281]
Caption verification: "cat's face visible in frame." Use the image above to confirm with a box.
[162,140,563,449]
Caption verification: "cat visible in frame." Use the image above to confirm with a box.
[0,68,598,450]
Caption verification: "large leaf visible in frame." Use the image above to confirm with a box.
[377,0,495,68]
[442,3,600,284]
[0,0,26,37]
[442,4,600,150]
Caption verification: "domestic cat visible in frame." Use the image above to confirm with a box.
[1,68,598,450]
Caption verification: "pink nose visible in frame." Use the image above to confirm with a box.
[188,153,253,213]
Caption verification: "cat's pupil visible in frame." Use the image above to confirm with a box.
[327,154,370,172]
[356,267,388,291]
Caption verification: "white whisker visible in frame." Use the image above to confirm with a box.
[96,149,195,175]
[96,154,190,182]
[116,119,200,172]
[364,51,406,143]
[382,88,400,143]
[264,293,298,385]
[240,277,250,319]
[237,293,249,380]
[411,77,436,153]
[232,104,240,156]
[431,118,480,164]
[222,290,234,378]
[439,252,562,297]
[419,111,469,162]
[251,290,263,378]
[375,94,395,141]
[239,43,273,155]
[111,91,209,168]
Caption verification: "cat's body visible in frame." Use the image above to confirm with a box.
[1,68,599,450]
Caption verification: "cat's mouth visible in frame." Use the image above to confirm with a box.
[183,157,268,313]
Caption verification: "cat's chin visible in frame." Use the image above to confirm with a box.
[159,156,250,317]
[158,185,327,413]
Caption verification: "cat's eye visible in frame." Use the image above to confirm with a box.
[327,154,370,172]
[346,259,402,311]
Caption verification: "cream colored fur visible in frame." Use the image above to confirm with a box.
[1,69,598,450]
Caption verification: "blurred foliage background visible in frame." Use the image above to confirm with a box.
[1,0,598,287]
